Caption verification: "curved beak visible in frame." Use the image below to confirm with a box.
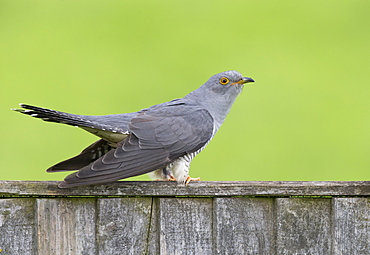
[241,77,255,84]
[232,77,255,85]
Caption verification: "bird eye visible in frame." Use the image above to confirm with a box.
[219,77,230,85]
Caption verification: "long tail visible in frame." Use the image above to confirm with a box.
[13,104,100,127]
[12,104,122,132]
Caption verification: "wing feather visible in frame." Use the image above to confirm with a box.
[59,102,214,188]
[47,139,112,172]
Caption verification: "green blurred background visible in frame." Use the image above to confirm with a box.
[1,0,369,182]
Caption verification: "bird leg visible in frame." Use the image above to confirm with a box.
[168,174,177,181]
[185,176,201,185]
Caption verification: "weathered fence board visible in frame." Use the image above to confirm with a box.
[2,180,370,197]
[276,198,332,254]
[97,198,152,255]
[1,181,370,255]
[333,198,370,254]
[159,198,213,255]
[214,198,274,254]
[37,198,96,255]
[0,198,36,255]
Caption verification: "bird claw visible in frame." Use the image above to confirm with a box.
[185,176,201,185]
[168,174,177,181]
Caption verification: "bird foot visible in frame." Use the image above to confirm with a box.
[185,176,201,185]
[154,174,177,182]
[168,174,177,181]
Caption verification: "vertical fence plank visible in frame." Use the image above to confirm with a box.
[214,197,274,255]
[159,198,213,255]
[0,198,36,255]
[97,197,153,255]
[334,198,370,254]
[37,198,96,255]
[276,198,331,254]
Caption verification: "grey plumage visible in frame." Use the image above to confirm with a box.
[13,70,255,188]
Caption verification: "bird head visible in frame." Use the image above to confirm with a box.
[205,70,255,95]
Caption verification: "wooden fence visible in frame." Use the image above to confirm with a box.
[1,181,370,255]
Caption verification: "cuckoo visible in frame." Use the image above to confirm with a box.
[13,70,255,188]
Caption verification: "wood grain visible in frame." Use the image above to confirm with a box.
[2,180,370,197]
[276,198,332,254]
[158,198,213,255]
[96,197,152,255]
[214,198,274,254]
[333,198,370,254]
[37,198,96,255]
[2,181,370,254]
[0,198,36,255]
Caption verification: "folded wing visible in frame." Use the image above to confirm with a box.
[59,102,214,187]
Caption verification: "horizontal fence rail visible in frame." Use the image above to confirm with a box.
[1,181,370,254]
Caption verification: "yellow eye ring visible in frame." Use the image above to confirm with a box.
[219,77,230,85]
